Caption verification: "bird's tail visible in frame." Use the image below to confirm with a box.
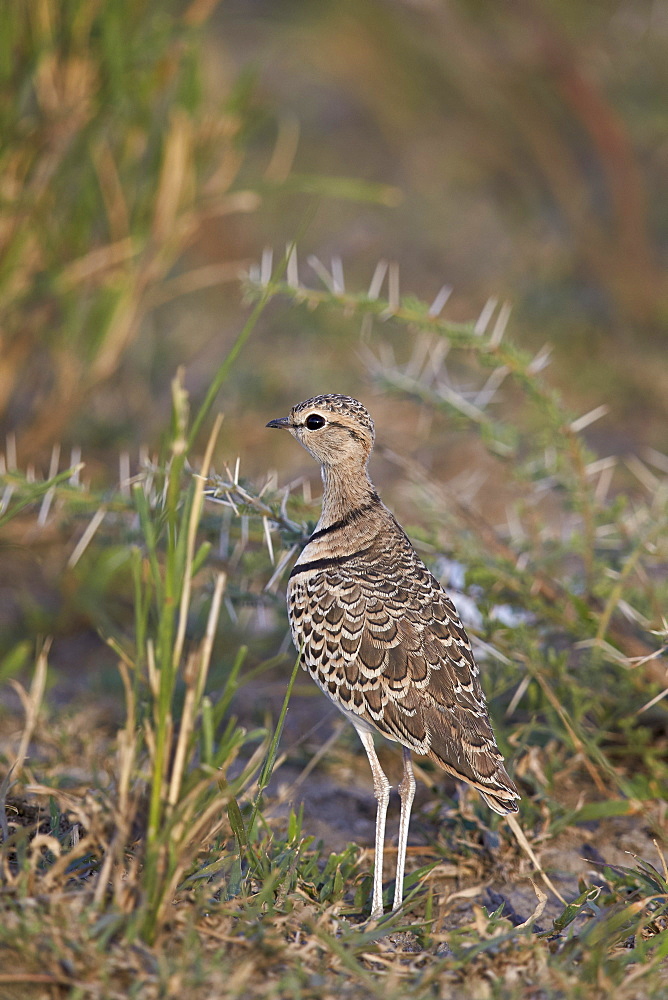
[426,734,521,815]
[476,754,521,814]
[479,785,520,816]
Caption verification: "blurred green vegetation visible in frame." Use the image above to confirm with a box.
[0,0,251,452]
[1,0,667,465]
[204,0,668,451]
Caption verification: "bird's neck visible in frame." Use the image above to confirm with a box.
[319,461,378,526]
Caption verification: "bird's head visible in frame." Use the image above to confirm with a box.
[267,394,375,469]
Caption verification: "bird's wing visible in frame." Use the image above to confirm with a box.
[288,528,519,813]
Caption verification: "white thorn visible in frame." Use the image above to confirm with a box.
[260,247,273,286]
[265,544,299,592]
[585,456,616,476]
[643,447,668,475]
[0,484,14,515]
[637,684,668,715]
[474,365,509,407]
[436,381,488,424]
[38,490,54,526]
[617,599,650,627]
[474,297,498,335]
[69,447,82,486]
[38,444,61,526]
[405,332,432,379]
[527,344,552,374]
[570,404,609,433]
[595,464,615,505]
[428,285,452,318]
[360,314,373,339]
[426,338,450,379]
[388,261,400,311]
[224,490,239,516]
[119,451,131,498]
[307,255,334,291]
[5,433,17,472]
[367,259,388,300]
[625,455,660,493]
[224,596,239,625]
[506,674,531,716]
[286,244,299,288]
[68,508,107,568]
[331,255,344,294]
[489,301,512,347]
[262,516,275,565]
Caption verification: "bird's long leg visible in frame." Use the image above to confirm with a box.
[356,727,391,919]
[393,747,416,911]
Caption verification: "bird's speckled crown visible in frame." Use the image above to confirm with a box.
[291,394,375,438]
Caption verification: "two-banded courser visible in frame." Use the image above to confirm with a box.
[267,394,519,918]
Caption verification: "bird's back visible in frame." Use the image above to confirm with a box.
[288,498,520,815]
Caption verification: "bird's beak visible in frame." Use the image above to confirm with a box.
[266,416,291,429]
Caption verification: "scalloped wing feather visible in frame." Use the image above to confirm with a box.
[288,518,519,815]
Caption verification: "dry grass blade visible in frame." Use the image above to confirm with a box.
[172,411,224,673]
[168,571,227,808]
[67,506,107,568]
[9,639,50,778]
[505,814,566,905]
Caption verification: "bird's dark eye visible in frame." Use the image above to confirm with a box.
[305,413,326,430]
